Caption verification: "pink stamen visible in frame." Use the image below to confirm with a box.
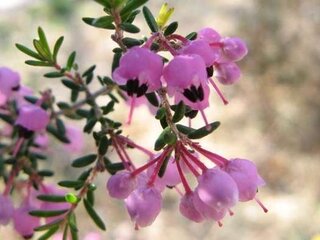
[131,154,162,177]
[162,39,178,56]
[176,153,192,194]
[112,137,133,171]
[118,136,154,157]
[143,33,159,49]
[117,139,136,171]
[147,148,171,186]
[180,145,207,172]
[166,34,190,45]
[208,78,229,105]
[191,143,228,167]
[12,137,24,157]
[199,107,211,131]
[174,185,184,197]
[126,97,136,125]
[218,221,223,227]
[180,153,200,177]
[255,197,268,213]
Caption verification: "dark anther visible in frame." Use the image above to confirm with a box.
[197,85,204,101]
[183,88,197,102]
[17,125,34,139]
[126,79,148,97]
[12,85,20,91]
[206,66,214,78]
[136,84,148,97]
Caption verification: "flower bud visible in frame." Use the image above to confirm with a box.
[107,171,137,199]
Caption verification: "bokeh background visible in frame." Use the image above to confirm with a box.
[0,0,319,239]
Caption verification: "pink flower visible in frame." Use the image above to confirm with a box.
[0,67,20,106]
[107,171,137,199]
[197,28,222,44]
[113,46,163,94]
[0,194,14,225]
[125,186,162,228]
[14,85,34,108]
[13,200,40,239]
[214,62,241,85]
[224,158,265,201]
[34,133,49,149]
[63,125,84,154]
[180,39,220,67]
[192,190,226,221]
[196,168,239,211]
[15,104,50,132]
[179,192,204,223]
[220,37,248,62]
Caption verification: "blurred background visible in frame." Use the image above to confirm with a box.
[0,0,319,239]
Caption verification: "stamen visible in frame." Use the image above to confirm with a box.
[190,143,228,167]
[208,78,229,105]
[180,145,207,172]
[218,221,223,227]
[199,107,211,131]
[254,197,268,213]
[176,152,192,194]
[126,96,136,125]
[118,136,154,157]
[180,152,200,177]
[228,209,234,216]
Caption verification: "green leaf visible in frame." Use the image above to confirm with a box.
[58,180,84,189]
[87,189,95,206]
[53,36,64,62]
[124,9,141,23]
[176,124,195,135]
[25,60,52,67]
[61,79,81,91]
[38,225,59,240]
[83,199,106,230]
[187,121,220,139]
[142,6,158,32]
[37,170,54,177]
[66,51,76,71]
[145,92,159,107]
[186,32,197,40]
[154,127,174,151]
[104,161,125,175]
[46,125,70,143]
[56,118,66,135]
[82,16,115,29]
[112,51,122,72]
[38,27,51,56]
[82,65,96,77]
[172,101,186,123]
[94,0,112,9]
[98,136,109,156]
[15,43,44,60]
[72,154,97,168]
[120,0,148,17]
[37,194,67,202]
[122,37,143,47]
[34,218,64,231]
[164,21,178,36]
[155,107,166,120]
[120,22,140,33]
[44,71,64,78]
[29,209,68,217]
[101,101,115,115]
[68,213,78,240]
[83,118,97,133]
[0,113,13,124]
[158,155,170,178]
[33,39,51,60]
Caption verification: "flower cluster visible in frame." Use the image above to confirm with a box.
[113,27,247,127]
[0,1,266,238]
[107,139,267,228]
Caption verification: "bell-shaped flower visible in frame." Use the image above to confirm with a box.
[180,39,220,67]
[0,67,20,106]
[113,46,163,94]
[197,28,221,44]
[125,186,162,228]
[15,104,50,132]
[214,62,241,85]
[196,168,239,211]
[0,194,14,225]
[107,171,137,199]
[192,189,226,221]
[220,37,248,62]
[179,192,204,223]
[13,200,40,239]
[224,158,265,201]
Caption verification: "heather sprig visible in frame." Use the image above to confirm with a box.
[0,1,266,239]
